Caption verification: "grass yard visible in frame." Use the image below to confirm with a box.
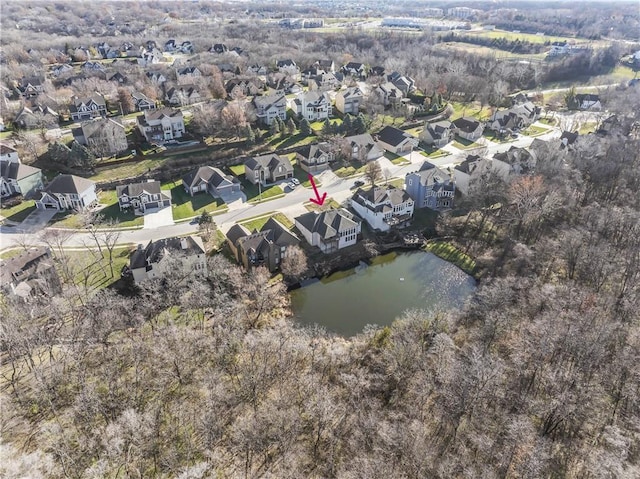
[522,125,550,137]
[304,198,342,212]
[391,156,411,165]
[164,180,227,220]
[310,119,343,133]
[538,117,558,126]
[482,130,517,144]
[449,101,493,121]
[89,158,166,182]
[578,122,597,135]
[419,147,449,158]
[267,132,317,150]
[243,181,284,204]
[369,114,405,132]
[0,200,36,223]
[333,166,356,178]
[239,212,295,232]
[425,240,477,276]
[228,164,245,176]
[64,246,135,290]
[451,136,483,150]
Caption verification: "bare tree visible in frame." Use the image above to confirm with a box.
[281,245,308,280]
[363,160,382,187]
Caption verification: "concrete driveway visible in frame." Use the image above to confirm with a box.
[18,208,58,233]
[143,206,174,229]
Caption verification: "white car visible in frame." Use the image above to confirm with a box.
[291,178,300,186]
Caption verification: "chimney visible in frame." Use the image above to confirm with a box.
[137,243,143,250]
[180,237,188,250]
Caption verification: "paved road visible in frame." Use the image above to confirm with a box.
[0,125,562,252]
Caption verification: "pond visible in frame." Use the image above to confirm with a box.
[290,250,476,336]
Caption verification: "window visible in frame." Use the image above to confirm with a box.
[408,179,412,186]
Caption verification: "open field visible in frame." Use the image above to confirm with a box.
[434,42,548,61]
[449,101,493,121]
[464,29,583,45]
[89,158,166,182]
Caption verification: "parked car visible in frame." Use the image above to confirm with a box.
[286,182,296,190]
[353,180,365,188]
[291,178,300,186]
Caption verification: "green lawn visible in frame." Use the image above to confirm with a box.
[578,122,597,135]
[65,246,134,290]
[538,117,558,126]
[164,180,227,220]
[228,164,245,176]
[419,147,449,158]
[310,118,343,133]
[239,212,294,232]
[334,166,357,178]
[522,125,550,137]
[89,158,166,182]
[449,102,493,121]
[451,136,482,150]
[267,132,317,150]
[304,198,342,212]
[391,156,411,165]
[0,200,36,222]
[482,130,517,144]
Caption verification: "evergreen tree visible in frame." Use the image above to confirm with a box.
[321,118,333,137]
[300,118,312,136]
[270,119,280,136]
[343,114,354,134]
[286,118,297,135]
[354,114,367,134]
[245,125,256,145]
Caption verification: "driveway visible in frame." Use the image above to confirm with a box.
[143,206,174,229]
[18,208,58,233]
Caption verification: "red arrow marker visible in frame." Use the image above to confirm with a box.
[308,173,327,206]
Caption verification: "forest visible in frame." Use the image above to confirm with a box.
[1,1,640,477]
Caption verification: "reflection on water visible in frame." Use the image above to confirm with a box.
[290,251,476,337]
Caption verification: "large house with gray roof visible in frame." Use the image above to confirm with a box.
[34,174,97,210]
[69,94,107,121]
[226,217,300,272]
[244,154,294,186]
[137,108,185,144]
[344,134,385,163]
[420,120,455,147]
[295,208,361,254]
[335,86,363,115]
[127,235,207,284]
[376,126,418,154]
[116,180,171,213]
[182,166,240,198]
[350,185,415,231]
[253,94,287,125]
[405,162,456,210]
[73,118,128,157]
[0,247,61,299]
[296,143,333,174]
[0,146,43,199]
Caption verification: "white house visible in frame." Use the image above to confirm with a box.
[34,174,97,210]
[295,208,361,254]
[137,108,185,144]
[576,94,602,111]
[0,145,43,199]
[128,236,207,284]
[116,180,171,213]
[253,94,287,126]
[350,185,415,231]
[293,91,332,121]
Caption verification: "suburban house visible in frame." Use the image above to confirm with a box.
[376,126,419,154]
[342,62,368,79]
[345,133,384,162]
[276,59,300,79]
[387,71,415,94]
[453,155,510,195]
[420,120,455,147]
[293,91,333,121]
[350,185,415,231]
[137,108,185,144]
[576,94,602,111]
[0,247,61,299]
[131,91,157,111]
[165,85,201,106]
[14,104,59,129]
[69,94,107,121]
[247,64,268,76]
[0,147,43,198]
[226,218,301,272]
[182,166,240,197]
[146,71,167,84]
[116,180,171,213]
[308,72,342,91]
[295,208,361,254]
[493,146,537,175]
[127,235,207,284]
[73,118,128,157]
[315,59,336,73]
[377,82,404,106]
[164,39,177,52]
[335,87,363,115]
[176,66,202,84]
[16,76,45,99]
[548,41,569,56]
[405,162,456,210]
[453,117,485,142]
[488,102,540,134]
[296,143,334,174]
[511,101,542,123]
[560,130,579,149]
[180,41,194,54]
[253,94,287,126]
[244,154,294,186]
[34,174,97,210]
[107,72,127,85]
[225,78,264,99]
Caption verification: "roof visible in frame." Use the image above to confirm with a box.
[245,154,293,173]
[302,91,330,107]
[453,117,482,133]
[412,163,454,189]
[377,126,415,147]
[44,174,95,195]
[226,224,251,246]
[298,143,330,161]
[424,120,453,138]
[338,86,363,99]
[80,118,125,140]
[296,209,359,240]
[116,180,162,198]
[1,161,42,182]
[576,93,600,102]
[72,94,106,107]
[0,144,17,155]
[129,236,205,270]
[140,107,182,122]
[454,155,484,174]
[352,185,411,212]
[253,93,286,109]
[0,247,52,286]
[182,166,234,189]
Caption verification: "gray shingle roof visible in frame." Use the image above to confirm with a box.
[182,166,234,190]
[116,180,162,198]
[377,126,414,147]
[296,209,359,240]
[45,174,95,195]
[129,236,205,269]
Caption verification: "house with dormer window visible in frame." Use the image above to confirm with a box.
[253,94,287,126]
[116,180,171,213]
[296,143,333,174]
[405,162,456,210]
[137,108,184,144]
[244,154,294,186]
[34,174,97,211]
[292,91,332,121]
[69,94,107,121]
[295,208,361,254]
[335,87,363,115]
[350,185,415,231]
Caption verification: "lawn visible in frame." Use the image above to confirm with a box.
[0,200,36,223]
[267,132,317,150]
[333,162,368,178]
[449,102,493,121]
[164,180,227,220]
[538,117,558,127]
[65,246,135,290]
[89,158,166,182]
[451,136,483,150]
[522,125,550,137]
[482,130,517,144]
[240,178,285,204]
[304,198,342,212]
[391,156,411,165]
[239,212,294,232]
[310,118,343,133]
[228,164,245,176]
[578,122,597,135]
[466,29,577,45]
[419,147,449,158]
